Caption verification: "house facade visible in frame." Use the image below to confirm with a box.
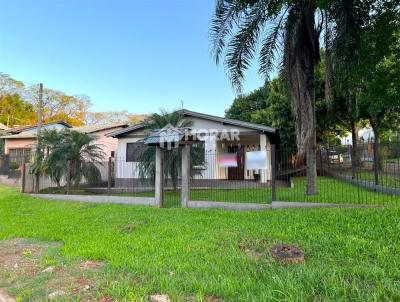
[1,122,129,164]
[108,110,280,186]
[1,122,72,163]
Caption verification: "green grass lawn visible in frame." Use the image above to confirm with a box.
[130,177,400,206]
[341,169,400,189]
[1,185,400,301]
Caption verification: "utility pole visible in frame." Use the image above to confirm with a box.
[34,83,43,193]
[37,83,43,134]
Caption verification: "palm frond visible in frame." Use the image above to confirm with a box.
[259,7,288,78]
[210,0,247,65]
[225,1,269,90]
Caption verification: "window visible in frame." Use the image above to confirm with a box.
[126,142,144,162]
[9,148,32,164]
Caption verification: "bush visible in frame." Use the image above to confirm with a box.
[9,161,19,170]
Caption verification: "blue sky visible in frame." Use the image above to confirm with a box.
[0,0,264,116]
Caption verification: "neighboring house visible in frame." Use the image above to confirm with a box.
[72,123,129,158]
[107,109,280,185]
[340,128,375,145]
[1,121,72,163]
[1,122,129,164]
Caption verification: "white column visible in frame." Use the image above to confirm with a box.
[155,147,164,207]
[260,134,269,183]
[181,144,191,208]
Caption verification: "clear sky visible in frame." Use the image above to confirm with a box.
[0,0,265,116]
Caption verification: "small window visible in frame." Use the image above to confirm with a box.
[126,142,144,162]
[110,151,115,158]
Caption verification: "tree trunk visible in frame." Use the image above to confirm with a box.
[373,129,383,172]
[284,2,318,195]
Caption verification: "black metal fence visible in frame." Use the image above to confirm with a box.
[188,150,272,204]
[19,141,400,207]
[275,142,400,205]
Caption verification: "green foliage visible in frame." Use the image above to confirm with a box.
[31,129,105,187]
[225,68,346,147]
[225,86,268,122]
[1,186,400,300]
[0,94,36,127]
[9,161,19,170]
[137,110,205,190]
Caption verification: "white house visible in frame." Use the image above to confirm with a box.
[107,110,280,187]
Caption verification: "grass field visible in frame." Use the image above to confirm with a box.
[130,177,400,206]
[341,169,400,189]
[1,185,400,301]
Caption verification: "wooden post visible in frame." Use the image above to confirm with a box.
[67,160,71,195]
[34,83,43,194]
[271,144,276,202]
[21,163,26,193]
[107,157,112,194]
[155,147,164,207]
[181,144,190,208]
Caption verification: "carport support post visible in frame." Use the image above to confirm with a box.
[107,157,112,194]
[181,144,190,208]
[271,144,276,202]
[155,146,164,207]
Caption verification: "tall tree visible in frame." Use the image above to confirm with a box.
[0,94,36,127]
[210,0,324,194]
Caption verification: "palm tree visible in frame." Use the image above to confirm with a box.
[32,129,106,188]
[40,129,65,187]
[210,0,325,194]
[137,110,204,191]
[58,130,106,187]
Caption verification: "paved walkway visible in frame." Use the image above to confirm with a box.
[29,194,344,210]
[188,200,338,210]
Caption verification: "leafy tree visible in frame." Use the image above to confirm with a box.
[0,94,36,127]
[226,68,346,147]
[85,111,147,125]
[137,110,204,191]
[358,31,400,169]
[251,77,296,147]
[0,73,91,126]
[225,86,268,122]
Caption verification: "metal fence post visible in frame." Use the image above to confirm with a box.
[373,141,379,186]
[271,144,276,202]
[21,163,26,193]
[67,160,71,195]
[107,157,112,194]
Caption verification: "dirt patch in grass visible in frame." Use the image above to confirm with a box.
[0,239,106,301]
[269,244,305,264]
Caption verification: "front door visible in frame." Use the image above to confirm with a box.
[228,146,245,180]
